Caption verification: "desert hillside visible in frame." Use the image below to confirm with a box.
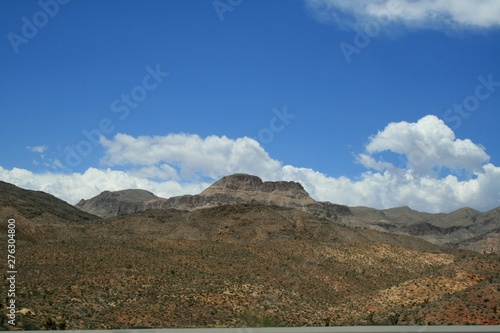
[0,180,499,329]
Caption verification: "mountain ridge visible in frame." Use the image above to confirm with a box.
[74,173,500,254]
[76,173,351,222]
[0,180,98,223]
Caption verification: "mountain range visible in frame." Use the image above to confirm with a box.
[76,174,350,222]
[76,173,500,254]
[0,177,499,329]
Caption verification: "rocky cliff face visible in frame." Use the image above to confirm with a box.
[200,174,313,201]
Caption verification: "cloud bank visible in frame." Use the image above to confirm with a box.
[305,0,500,30]
[0,167,210,206]
[1,115,499,213]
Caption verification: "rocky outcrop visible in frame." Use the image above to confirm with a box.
[200,174,313,202]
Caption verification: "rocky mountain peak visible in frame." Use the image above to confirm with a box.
[75,188,159,217]
[200,173,310,200]
[203,173,264,191]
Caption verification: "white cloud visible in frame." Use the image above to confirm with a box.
[281,164,500,213]
[360,115,490,176]
[305,0,500,30]
[100,133,283,180]
[1,115,499,213]
[128,164,180,181]
[278,115,499,212]
[0,166,209,205]
[25,145,63,170]
[26,145,48,153]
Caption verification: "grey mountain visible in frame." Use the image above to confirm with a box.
[76,174,350,221]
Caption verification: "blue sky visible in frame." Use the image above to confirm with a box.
[1,0,500,213]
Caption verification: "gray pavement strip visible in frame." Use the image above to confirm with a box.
[22,326,500,333]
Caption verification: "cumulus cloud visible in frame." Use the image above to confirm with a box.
[1,115,499,213]
[280,115,499,212]
[305,0,500,30]
[359,115,490,176]
[100,133,283,180]
[281,163,500,214]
